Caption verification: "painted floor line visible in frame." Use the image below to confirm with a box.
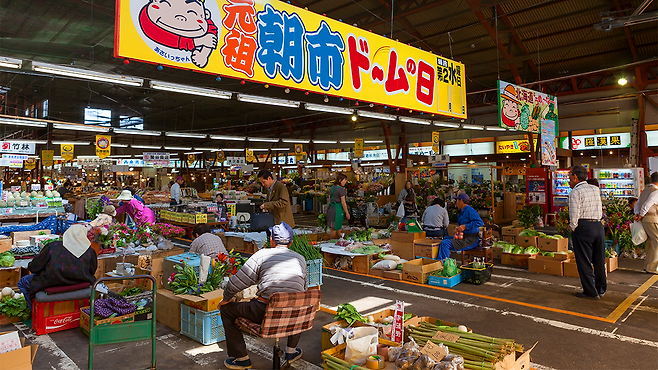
[621,295,649,323]
[606,274,658,322]
[324,273,658,348]
[13,322,81,370]
[325,270,613,323]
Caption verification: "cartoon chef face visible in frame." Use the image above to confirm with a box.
[502,99,519,122]
[146,0,211,38]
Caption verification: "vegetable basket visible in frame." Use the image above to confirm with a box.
[460,263,493,285]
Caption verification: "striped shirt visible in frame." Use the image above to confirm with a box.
[569,181,603,231]
[223,246,307,301]
[189,233,227,258]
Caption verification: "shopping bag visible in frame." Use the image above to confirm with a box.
[397,203,405,218]
[343,327,378,366]
[250,211,275,232]
[631,221,648,245]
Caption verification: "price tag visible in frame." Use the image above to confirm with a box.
[432,331,460,342]
[420,341,447,362]
[207,203,218,212]
[391,300,404,344]
[3,208,13,214]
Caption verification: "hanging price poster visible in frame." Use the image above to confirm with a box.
[497,80,558,134]
[24,158,36,170]
[187,154,196,165]
[95,135,111,159]
[115,0,466,118]
[432,131,440,153]
[245,148,255,162]
[42,150,54,167]
[354,139,363,158]
[61,144,74,161]
[216,150,225,164]
[294,144,303,161]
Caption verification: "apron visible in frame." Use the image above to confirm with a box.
[451,233,479,251]
[330,186,345,230]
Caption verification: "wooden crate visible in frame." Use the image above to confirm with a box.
[0,267,21,288]
[323,252,376,274]
[321,319,369,350]
[322,337,400,367]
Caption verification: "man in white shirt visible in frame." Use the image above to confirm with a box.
[170,176,183,205]
[569,165,606,299]
[422,198,450,237]
[635,172,658,274]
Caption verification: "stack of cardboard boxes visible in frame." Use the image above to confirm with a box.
[528,237,572,276]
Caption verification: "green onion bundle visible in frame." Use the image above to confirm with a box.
[289,233,323,261]
[322,353,368,370]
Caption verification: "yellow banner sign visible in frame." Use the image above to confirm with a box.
[61,144,74,161]
[432,131,440,154]
[115,0,466,118]
[294,144,303,160]
[187,153,196,165]
[42,150,54,167]
[496,140,530,154]
[216,150,225,164]
[95,135,111,159]
[354,139,364,158]
[24,158,36,170]
[245,148,254,162]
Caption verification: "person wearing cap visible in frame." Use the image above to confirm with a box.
[90,205,116,228]
[218,222,307,370]
[170,176,184,205]
[437,193,484,260]
[115,190,156,225]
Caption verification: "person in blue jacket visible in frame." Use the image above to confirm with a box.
[437,193,484,260]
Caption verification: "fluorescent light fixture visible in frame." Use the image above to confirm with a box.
[271,148,290,151]
[305,164,323,168]
[312,140,337,144]
[400,116,431,125]
[52,122,109,132]
[195,148,218,151]
[0,116,47,128]
[364,140,383,144]
[108,155,133,158]
[339,141,355,144]
[332,163,349,167]
[210,135,246,141]
[52,141,91,145]
[248,137,279,143]
[282,165,297,169]
[77,155,100,159]
[361,162,384,166]
[184,151,203,155]
[434,121,460,128]
[11,139,48,145]
[282,139,310,143]
[0,56,22,69]
[462,124,484,130]
[150,80,232,99]
[164,146,192,151]
[251,148,269,152]
[237,94,300,108]
[112,143,128,148]
[221,148,245,152]
[114,128,161,136]
[32,61,143,87]
[131,145,162,149]
[165,132,207,139]
[305,103,353,115]
[356,110,397,121]
[485,126,507,131]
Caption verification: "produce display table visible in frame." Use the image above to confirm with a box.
[169,221,228,239]
[0,207,64,222]
[320,243,380,274]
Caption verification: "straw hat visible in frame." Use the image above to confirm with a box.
[103,205,116,217]
[117,190,133,201]
[501,84,520,104]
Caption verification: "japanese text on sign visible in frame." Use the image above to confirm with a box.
[115,0,466,118]
[0,141,35,155]
[498,80,557,133]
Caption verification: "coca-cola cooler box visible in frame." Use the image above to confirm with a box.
[32,298,89,335]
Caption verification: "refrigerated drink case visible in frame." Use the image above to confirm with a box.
[551,169,571,213]
[593,167,645,198]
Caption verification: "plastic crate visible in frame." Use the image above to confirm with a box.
[33,298,89,335]
[428,272,462,288]
[307,259,323,287]
[180,304,226,345]
[164,253,211,289]
[460,263,493,285]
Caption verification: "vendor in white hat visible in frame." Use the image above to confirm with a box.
[115,190,155,225]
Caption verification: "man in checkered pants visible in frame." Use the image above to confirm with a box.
[218,222,307,369]
[569,165,606,299]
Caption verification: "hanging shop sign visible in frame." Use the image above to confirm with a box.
[0,141,35,155]
[245,149,254,163]
[187,154,196,165]
[216,150,225,164]
[42,150,54,167]
[294,144,303,161]
[116,158,145,167]
[24,158,36,170]
[95,135,111,159]
[497,80,558,134]
[432,131,440,153]
[2,154,28,161]
[143,152,170,166]
[226,156,246,166]
[354,139,364,158]
[495,140,530,154]
[61,144,74,161]
[541,119,557,166]
[115,0,467,118]
[559,133,631,150]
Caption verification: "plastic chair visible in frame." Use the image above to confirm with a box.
[235,290,322,369]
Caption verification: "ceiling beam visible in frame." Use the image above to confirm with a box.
[372,0,436,53]
[614,0,639,62]
[495,4,537,75]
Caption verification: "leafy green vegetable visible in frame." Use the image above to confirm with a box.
[523,246,540,254]
[289,234,323,261]
[403,313,413,321]
[0,251,15,267]
[0,295,30,320]
[334,303,366,326]
[518,229,546,237]
[119,287,144,297]
[346,228,375,242]
[350,246,383,255]
[541,251,555,257]
[605,248,618,258]
[511,246,524,254]
[502,245,516,253]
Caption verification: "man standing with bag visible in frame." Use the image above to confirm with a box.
[569,165,606,299]
[258,170,295,228]
[635,172,658,274]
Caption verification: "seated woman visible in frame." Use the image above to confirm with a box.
[213,193,229,221]
[17,224,97,310]
[400,193,419,229]
[115,190,156,225]
[90,205,116,228]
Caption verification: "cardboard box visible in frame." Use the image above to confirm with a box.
[501,253,537,267]
[0,267,21,288]
[0,237,11,253]
[10,230,50,244]
[156,289,184,332]
[382,270,402,280]
[528,255,564,276]
[502,235,516,244]
[176,289,224,312]
[492,246,503,259]
[606,256,618,272]
[537,237,568,252]
[402,258,443,284]
[502,226,524,237]
[413,238,440,259]
[516,236,538,248]
[391,230,426,243]
[388,240,415,261]
[320,319,369,350]
[535,251,574,261]
[563,259,579,278]
[0,333,38,370]
[494,342,537,370]
[79,308,134,335]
